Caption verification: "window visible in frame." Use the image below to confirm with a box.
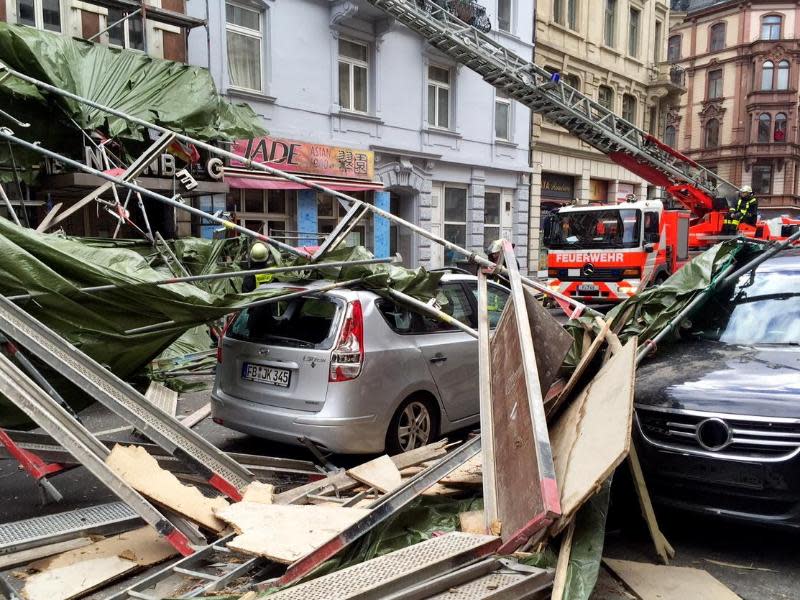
[628,7,640,57]
[664,125,677,148]
[427,65,451,129]
[564,74,581,90]
[554,0,577,30]
[318,191,367,247]
[498,0,512,32]
[774,113,787,141]
[707,69,723,99]
[654,21,663,62]
[495,91,511,140]
[234,189,291,239]
[622,94,637,124]
[339,39,369,113]
[667,35,681,62]
[381,284,477,334]
[604,0,617,47]
[761,15,782,40]
[470,283,510,328]
[757,113,771,143]
[705,118,720,148]
[709,23,726,52]
[443,187,467,266]
[226,3,263,92]
[484,192,501,243]
[777,60,790,90]
[598,85,614,110]
[17,0,61,32]
[761,61,774,90]
[643,211,660,243]
[752,164,772,194]
[107,9,145,50]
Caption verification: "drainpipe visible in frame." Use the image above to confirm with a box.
[205,0,212,70]
[527,1,538,275]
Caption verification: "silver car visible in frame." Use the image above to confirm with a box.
[211,273,510,454]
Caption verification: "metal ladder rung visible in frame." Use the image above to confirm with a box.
[172,567,221,581]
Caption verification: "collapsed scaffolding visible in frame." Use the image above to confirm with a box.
[0,36,796,600]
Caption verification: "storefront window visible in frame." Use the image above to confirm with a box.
[318,192,368,249]
[233,189,292,240]
[444,187,467,265]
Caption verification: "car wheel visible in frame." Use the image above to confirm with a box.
[386,396,439,454]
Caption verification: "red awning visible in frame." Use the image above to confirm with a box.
[225,168,384,192]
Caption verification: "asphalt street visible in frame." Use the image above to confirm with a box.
[0,382,797,599]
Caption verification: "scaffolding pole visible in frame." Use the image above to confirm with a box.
[0,63,589,316]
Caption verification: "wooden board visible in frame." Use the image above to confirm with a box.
[524,288,573,393]
[346,455,402,494]
[486,241,561,553]
[549,338,637,533]
[551,521,575,600]
[105,444,228,531]
[604,559,742,600]
[439,453,482,487]
[22,527,176,600]
[459,510,487,534]
[0,538,92,571]
[241,481,274,504]
[215,502,371,564]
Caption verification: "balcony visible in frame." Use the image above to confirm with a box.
[648,64,687,101]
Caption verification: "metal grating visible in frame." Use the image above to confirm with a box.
[0,502,139,554]
[268,533,499,599]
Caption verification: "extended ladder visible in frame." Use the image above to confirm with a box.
[0,295,254,498]
[367,0,737,207]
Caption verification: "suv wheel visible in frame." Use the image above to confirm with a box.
[386,396,438,454]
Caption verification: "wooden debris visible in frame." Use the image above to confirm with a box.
[22,527,176,600]
[604,559,742,600]
[241,481,274,504]
[459,510,487,534]
[144,381,178,417]
[346,455,402,494]
[0,538,93,571]
[549,338,637,533]
[628,444,675,564]
[440,453,482,487]
[105,444,228,532]
[551,521,575,600]
[275,439,448,505]
[215,502,370,564]
[180,403,211,428]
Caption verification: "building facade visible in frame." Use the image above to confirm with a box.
[530,0,683,270]
[669,0,800,219]
[187,0,533,270]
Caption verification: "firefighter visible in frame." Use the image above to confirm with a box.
[242,242,273,293]
[723,186,759,234]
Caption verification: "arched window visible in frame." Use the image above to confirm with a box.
[705,118,720,148]
[774,113,787,141]
[777,60,790,90]
[758,113,772,143]
[762,60,775,90]
[761,15,782,40]
[667,35,681,62]
[598,85,614,110]
[665,125,677,148]
[710,23,726,52]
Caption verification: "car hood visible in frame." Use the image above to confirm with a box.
[635,340,800,418]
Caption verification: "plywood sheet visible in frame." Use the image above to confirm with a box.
[524,288,573,392]
[242,481,274,504]
[215,502,371,564]
[22,527,176,600]
[550,338,637,531]
[105,444,228,531]
[346,455,402,494]
[604,559,742,600]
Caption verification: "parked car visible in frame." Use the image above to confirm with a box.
[635,250,800,528]
[211,273,510,454]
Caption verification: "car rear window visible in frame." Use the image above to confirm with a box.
[228,296,341,349]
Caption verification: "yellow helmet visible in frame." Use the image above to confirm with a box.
[250,242,268,262]
[740,185,753,195]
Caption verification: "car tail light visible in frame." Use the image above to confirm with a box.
[217,315,236,364]
[329,300,364,383]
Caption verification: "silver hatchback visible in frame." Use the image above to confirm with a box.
[211,274,510,454]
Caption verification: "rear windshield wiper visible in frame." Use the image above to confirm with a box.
[259,335,315,348]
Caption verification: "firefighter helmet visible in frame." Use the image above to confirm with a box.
[250,242,268,262]
[740,185,753,195]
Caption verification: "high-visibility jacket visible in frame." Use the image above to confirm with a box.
[724,194,758,228]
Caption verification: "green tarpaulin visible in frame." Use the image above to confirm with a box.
[0,22,265,180]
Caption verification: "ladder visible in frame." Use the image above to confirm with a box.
[0,295,254,498]
[366,0,737,206]
[154,231,191,278]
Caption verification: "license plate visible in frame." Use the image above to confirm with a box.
[578,283,598,292]
[242,363,291,388]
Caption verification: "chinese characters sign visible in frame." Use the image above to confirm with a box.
[232,136,374,181]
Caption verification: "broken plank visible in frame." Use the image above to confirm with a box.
[105,444,228,532]
[180,403,211,429]
[275,439,448,505]
[439,453,482,487]
[241,481,274,504]
[346,455,402,494]
[22,527,176,600]
[628,443,675,564]
[215,502,370,564]
[551,521,575,600]
[550,338,637,534]
[603,559,742,600]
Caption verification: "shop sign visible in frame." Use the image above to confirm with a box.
[82,146,224,181]
[541,173,574,200]
[232,136,374,181]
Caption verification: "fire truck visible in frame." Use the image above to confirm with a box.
[363,0,796,303]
